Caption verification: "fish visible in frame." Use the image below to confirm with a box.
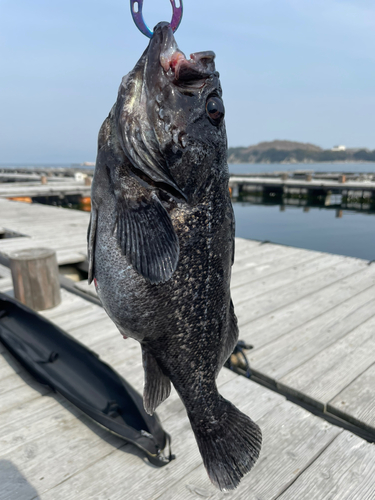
[88,21,262,490]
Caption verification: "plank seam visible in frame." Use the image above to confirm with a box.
[232,254,324,292]
[232,367,375,443]
[231,251,320,282]
[276,317,375,401]
[272,430,345,500]
[27,442,131,500]
[239,263,373,328]
[233,254,348,304]
[151,462,204,500]
[240,277,375,354]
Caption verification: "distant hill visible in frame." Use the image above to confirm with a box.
[242,140,322,153]
[228,140,375,163]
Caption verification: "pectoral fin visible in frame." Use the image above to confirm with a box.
[142,348,171,415]
[116,191,179,284]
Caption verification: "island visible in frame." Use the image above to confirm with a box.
[227,140,375,163]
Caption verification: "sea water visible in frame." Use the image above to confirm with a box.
[230,163,375,261]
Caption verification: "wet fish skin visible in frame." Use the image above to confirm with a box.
[88,22,262,490]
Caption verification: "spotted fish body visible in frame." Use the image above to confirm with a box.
[88,22,261,490]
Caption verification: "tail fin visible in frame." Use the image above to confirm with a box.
[190,397,262,491]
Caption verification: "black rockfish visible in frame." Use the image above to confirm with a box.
[88,22,261,490]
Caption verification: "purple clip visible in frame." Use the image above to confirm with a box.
[130,0,183,38]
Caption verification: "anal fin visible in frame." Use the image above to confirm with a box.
[217,298,239,375]
[142,348,171,415]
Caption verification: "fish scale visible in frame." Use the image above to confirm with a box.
[88,22,262,490]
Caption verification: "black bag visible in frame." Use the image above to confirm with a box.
[0,292,173,467]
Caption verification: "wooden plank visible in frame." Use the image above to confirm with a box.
[0,370,47,402]
[235,257,368,327]
[0,351,23,381]
[0,264,11,278]
[238,267,375,352]
[0,199,89,267]
[40,295,95,319]
[0,395,61,456]
[233,245,308,274]
[38,288,85,318]
[41,294,99,324]
[231,253,349,306]
[0,391,112,459]
[0,278,13,293]
[55,250,86,265]
[43,306,108,332]
[0,183,91,198]
[0,373,50,415]
[67,317,119,348]
[245,286,375,385]
[37,413,197,500]
[278,312,375,410]
[328,362,375,433]
[233,241,296,264]
[231,250,339,290]
[0,235,86,253]
[0,404,124,500]
[277,431,375,500]
[234,238,261,252]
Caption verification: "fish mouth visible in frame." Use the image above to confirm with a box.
[150,22,216,85]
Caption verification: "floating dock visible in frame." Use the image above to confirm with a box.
[0,198,374,499]
[229,174,375,200]
[0,172,91,200]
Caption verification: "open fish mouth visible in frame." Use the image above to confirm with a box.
[151,22,216,84]
[162,50,216,82]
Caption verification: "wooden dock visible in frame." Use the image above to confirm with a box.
[0,199,88,266]
[229,174,375,199]
[1,198,375,499]
[0,179,91,199]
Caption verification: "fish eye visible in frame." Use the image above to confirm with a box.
[206,96,224,125]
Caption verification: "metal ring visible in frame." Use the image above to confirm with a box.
[130,0,183,39]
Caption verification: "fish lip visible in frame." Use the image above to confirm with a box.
[150,22,216,84]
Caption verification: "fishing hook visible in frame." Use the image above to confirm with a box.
[130,0,183,38]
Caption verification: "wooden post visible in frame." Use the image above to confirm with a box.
[9,248,61,311]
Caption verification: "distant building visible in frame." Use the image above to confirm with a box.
[331,145,346,152]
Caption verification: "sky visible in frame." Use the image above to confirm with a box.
[1,0,374,163]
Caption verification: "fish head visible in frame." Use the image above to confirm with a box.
[116,22,227,202]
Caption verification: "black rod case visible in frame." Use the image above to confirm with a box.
[0,292,173,466]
